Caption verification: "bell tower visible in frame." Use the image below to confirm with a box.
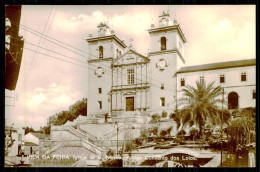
[148,11,187,113]
[86,22,127,118]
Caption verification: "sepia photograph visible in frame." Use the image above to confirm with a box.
[4,5,256,167]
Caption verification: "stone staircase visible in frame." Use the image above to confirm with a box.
[103,123,147,140]
[42,125,103,158]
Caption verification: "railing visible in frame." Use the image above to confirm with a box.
[103,122,146,139]
[51,125,98,145]
[44,141,63,155]
[42,139,103,156]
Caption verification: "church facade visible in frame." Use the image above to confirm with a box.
[86,11,256,121]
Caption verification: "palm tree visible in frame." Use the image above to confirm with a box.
[177,81,224,135]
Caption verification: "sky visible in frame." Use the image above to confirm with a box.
[5,5,256,130]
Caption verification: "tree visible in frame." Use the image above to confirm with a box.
[226,108,255,152]
[46,98,87,126]
[69,98,87,117]
[177,81,223,135]
[23,126,36,135]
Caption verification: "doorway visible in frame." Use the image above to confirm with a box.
[126,97,134,111]
[228,92,239,109]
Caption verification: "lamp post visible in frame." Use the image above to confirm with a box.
[115,121,119,156]
[221,87,224,167]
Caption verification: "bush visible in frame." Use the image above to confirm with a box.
[161,111,167,118]
[106,149,114,156]
[140,129,148,140]
[160,130,167,137]
[189,128,199,139]
[174,137,184,144]
[177,129,186,136]
[133,138,143,146]
[149,127,158,137]
[169,113,176,119]
[166,126,173,137]
[150,114,161,123]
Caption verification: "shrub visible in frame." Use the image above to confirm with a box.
[166,126,173,138]
[169,113,176,119]
[133,138,143,146]
[177,129,186,136]
[174,137,184,144]
[161,111,167,118]
[160,130,167,137]
[150,114,161,123]
[149,127,158,137]
[189,128,199,140]
[140,129,148,140]
[106,149,114,156]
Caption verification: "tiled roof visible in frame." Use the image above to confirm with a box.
[177,59,256,74]
[30,132,50,140]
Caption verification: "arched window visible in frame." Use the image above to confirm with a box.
[228,92,239,109]
[99,46,103,58]
[161,37,166,50]
[119,51,122,57]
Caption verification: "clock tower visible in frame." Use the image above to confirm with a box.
[148,11,187,113]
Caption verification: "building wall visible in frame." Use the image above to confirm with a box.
[149,53,177,112]
[51,130,81,141]
[148,25,185,113]
[7,128,24,156]
[88,39,114,59]
[176,65,256,109]
[87,59,112,116]
[111,51,149,111]
[24,133,40,145]
[24,145,39,155]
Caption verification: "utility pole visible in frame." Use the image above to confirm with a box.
[115,121,119,156]
[221,87,224,167]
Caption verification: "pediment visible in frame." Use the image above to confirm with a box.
[112,49,149,66]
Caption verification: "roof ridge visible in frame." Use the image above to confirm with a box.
[177,58,255,73]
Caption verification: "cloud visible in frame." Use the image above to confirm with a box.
[51,10,153,54]
[184,12,255,65]
[205,18,255,58]
[5,83,81,129]
[23,82,78,112]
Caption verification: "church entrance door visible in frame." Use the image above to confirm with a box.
[126,97,134,111]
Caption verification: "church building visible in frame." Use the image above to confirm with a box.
[86,11,256,122]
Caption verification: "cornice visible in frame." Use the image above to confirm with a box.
[148,25,187,43]
[88,57,113,63]
[148,49,185,64]
[112,61,149,67]
[86,35,127,48]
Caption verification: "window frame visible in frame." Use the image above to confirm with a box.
[253,90,256,99]
[127,68,135,85]
[98,88,102,94]
[99,46,103,58]
[160,97,165,107]
[161,83,164,90]
[220,74,225,83]
[98,101,102,109]
[200,76,204,84]
[160,37,166,51]
[180,78,185,87]
[241,72,247,82]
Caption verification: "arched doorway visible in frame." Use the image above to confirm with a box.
[228,92,239,109]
